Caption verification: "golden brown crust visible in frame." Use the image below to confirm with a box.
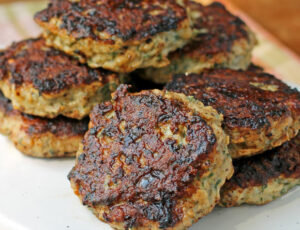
[0,91,88,157]
[68,85,231,229]
[166,68,300,158]
[0,37,116,95]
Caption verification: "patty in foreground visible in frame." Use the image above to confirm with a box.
[140,1,256,84]
[34,0,193,72]
[68,85,233,229]
[0,91,88,158]
[0,38,121,119]
[166,68,300,158]
[220,133,300,207]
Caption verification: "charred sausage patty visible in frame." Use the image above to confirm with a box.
[166,68,300,158]
[0,38,121,119]
[220,133,300,207]
[140,1,256,84]
[68,85,233,229]
[34,0,193,72]
[0,91,88,158]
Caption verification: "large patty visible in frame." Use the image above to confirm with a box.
[68,85,233,229]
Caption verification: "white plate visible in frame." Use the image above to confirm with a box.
[0,83,299,230]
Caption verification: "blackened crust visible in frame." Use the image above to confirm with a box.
[166,69,300,130]
[68,86,217,228]
[0,37,115,94]
[0,91,88,137]
[246,63,264,73]
[34,0,187,41]
[226,133,300,189]
[173,1,250,59]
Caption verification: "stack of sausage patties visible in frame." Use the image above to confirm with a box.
[158,1,300,208]
[165,67,300,207]
[0,35,122,158]
[1,0,299,229]
[0,0,197,158]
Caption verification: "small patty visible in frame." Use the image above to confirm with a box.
[0,91,88,158]
[140,1,256,84]
[0,38,121,119]
[166,68,300,158]
[34,0,193,72]
[68,85,233,229]
[220,133,300,207]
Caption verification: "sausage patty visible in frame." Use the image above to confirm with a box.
[220,133,300,207]
[166,68,300,158]
[139,1,256,84]
[68,85,233,229]
[0,91,88,158]
[34,0,193,72]
[0,38,121,119]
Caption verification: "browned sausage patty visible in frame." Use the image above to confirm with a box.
[140,1,256,83]
[220,133,300,207]
[34,0,193,72]
[0,37,121,119]
[166,68,300,158]
[68,85,233,229]
[0,91,88,158]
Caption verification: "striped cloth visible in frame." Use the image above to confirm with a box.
[0,2,46,47]
[0,0,299,85]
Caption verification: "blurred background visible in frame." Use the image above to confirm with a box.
[0,0,299,56]
[229,0,300,56]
